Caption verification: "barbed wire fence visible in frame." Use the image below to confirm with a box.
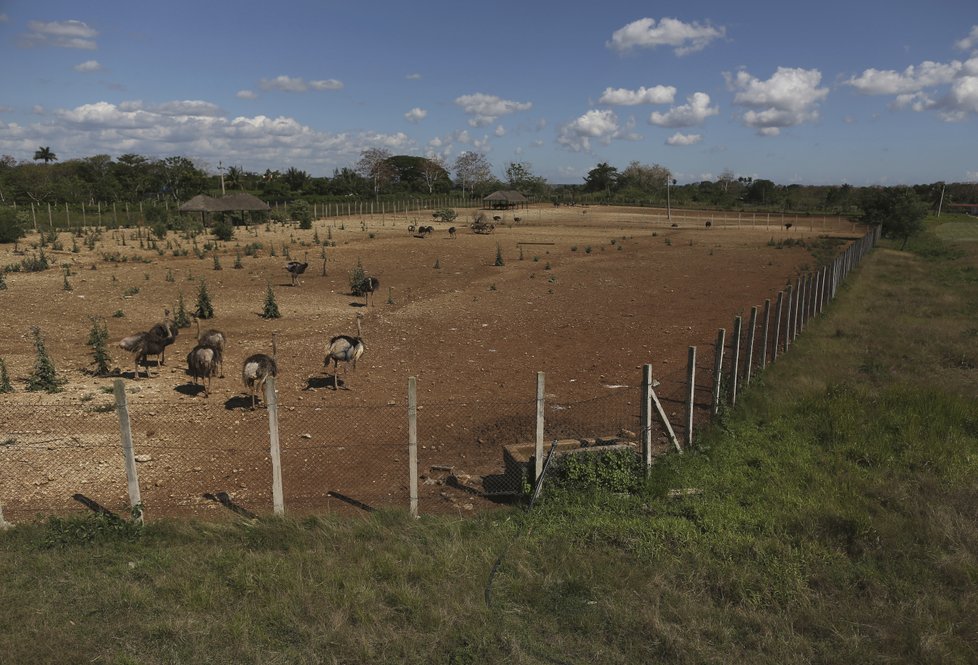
[0,228,880,525]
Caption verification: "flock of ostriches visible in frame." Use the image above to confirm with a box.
[119,268,371,408]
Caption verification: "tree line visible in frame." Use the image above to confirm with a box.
[1,147,974,221]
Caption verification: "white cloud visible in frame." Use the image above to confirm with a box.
[22,20,97,50]
[236,90,257,100]
[607,17,725,56]
[259,75,344,92]
[966,170,978,182]
[944,75,978,118]
[494,125,506,137]
[845,61,961,95]
[73,60,101,72]
[455,93,532,127]
[404,107,427,123]
[666,132,702,146]
[406,73,422,80]
[599,85,676,105]
[32,105,46,115]
[310,79,344,91]
[556,109,638,152]
[3,99,415,174]
[726,67,828,135]
[955,25,978,51]
[649,92,718,127]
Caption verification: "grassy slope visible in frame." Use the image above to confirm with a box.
[1,217,977,665]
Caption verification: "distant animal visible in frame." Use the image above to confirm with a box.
[242,335,278,409]
[361,276,380,306]
[407,224,416,233]
[324,313,365,390]
[418,225,434,237]
[492,215,501,222]
[286,257,309,286]
[195,315,226,378]
[448,226,457,239]
[513,216,522,223]
[705,220,712,229]
[784,223,793,231]
[671,223,679,228]
[119,330,173,379]
[147,309,178,367]
[187,344,221,397]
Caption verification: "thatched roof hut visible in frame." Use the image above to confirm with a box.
[483,190,529,210]
[178,193,271,226]
[178,194,225,213]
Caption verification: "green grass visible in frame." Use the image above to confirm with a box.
[1,220,977,663]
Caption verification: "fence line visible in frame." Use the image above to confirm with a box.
[0,227,880,523]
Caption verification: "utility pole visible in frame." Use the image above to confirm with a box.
[667,177,676,222]
[937,183,946,218]
[218,161,226,196]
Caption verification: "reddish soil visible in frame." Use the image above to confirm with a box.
[0,205,860,521]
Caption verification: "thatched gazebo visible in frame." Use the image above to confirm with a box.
[178,193,270,226]
[483,190,529,210]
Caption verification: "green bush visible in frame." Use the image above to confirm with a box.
[26,327,66,393]
[260,283,281,319]
[87,318,111,376]
[212,219,234,241]
[194,280,214,319]
[291,200,313,229]
[0,207,28,244]
[548,448,643,493]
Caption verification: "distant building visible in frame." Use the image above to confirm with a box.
[947,203,978,216]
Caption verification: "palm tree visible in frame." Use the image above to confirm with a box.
[33,146,57,164]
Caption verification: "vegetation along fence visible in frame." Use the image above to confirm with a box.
[0,227,880,524]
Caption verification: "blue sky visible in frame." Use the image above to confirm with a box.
[0,0,976,186]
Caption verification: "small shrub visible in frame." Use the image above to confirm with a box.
[123,286,140,297]
[173,292,191,328]
[0,358,13,393]
[165,269,175,282]
[26,327,66,393]
[549,448,642,493]
[434,258,441,270]
[212,218,235,241]
[212,253,222,270]
[494,244,504,267]
[349,258,369,295]
[292,201,313,229]
[194,280,214,319]
[233,251,243,269]
[260,283,281,319]
[87,317,111,376]
[0,272,7,290]
[112,309,125,318]
[0,207,28,244]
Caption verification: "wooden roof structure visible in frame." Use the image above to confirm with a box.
[178,194,225,213]
[483,190,529,209]
[179,193,270,213]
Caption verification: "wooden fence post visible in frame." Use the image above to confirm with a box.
[114,379,143,523]
[265,377,284,516]
[711,329,725,415]
[730,315,742,407]
[535,371,545,482]
[744,306,758,387]
[784,285,793,351]
[760,299,771,370]
[685,346,696,448]
[408,376,418,518]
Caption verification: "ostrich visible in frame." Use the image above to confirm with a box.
[242,334,278,409]
[362,275,380,306]
[194,315,227,378]
[119,330,172,379]
[187,344,221,397]
[513,216,522,223]
[286,253,309,286]
[448,226,457,239]
[324,313,364,390]
[147,309,178,367]
[705,220,712,229]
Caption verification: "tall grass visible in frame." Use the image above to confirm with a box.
[1,219,976,663]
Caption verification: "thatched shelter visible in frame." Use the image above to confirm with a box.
[178,194,225,213]
[483,190,529,210]
[178,193,271,226]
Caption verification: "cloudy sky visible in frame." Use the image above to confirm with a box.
[1,0,976,185]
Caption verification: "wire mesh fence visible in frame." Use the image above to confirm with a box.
[0,228,880,524]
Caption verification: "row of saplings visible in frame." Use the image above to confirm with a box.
[118,310,366,408]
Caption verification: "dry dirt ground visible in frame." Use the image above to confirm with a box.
[0,205,861,520]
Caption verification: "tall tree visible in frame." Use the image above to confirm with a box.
[33,146,57,164]
[453,152,492,197]
[505,161,548,197]
[283,167,310,192]
[618,161,670,195]
[860,186,928,249]
[356,148,396,199]
[583,162,620,195]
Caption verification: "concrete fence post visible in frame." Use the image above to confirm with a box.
[114,379,143,524]
[711,329,725,415]
[535,371,545,482]
[265,377,284,516]
[408,376,419,518]
[744,306,758,387]
[730,316,742,407]
[685,346,696,448]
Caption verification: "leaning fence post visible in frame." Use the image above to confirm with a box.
[535,371,545,483]
[265,377,284,516]
[711,328,725,415]
[760,298,771,370]
[730,315,742,407]
[114,379,143,524]
[744,306,758,387]
[641,364,653,472]
[408,376,419,518]
[685,346,696,448]
[772,291,784,362]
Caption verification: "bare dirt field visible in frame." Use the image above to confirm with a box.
[0,205,861,520]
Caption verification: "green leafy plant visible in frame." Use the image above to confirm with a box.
[494,243,504,267]
[0,358,13,393]
[173,291,191,328]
